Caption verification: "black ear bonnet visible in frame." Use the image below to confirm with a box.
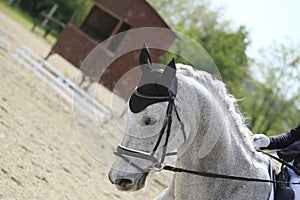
[129,44,177,113]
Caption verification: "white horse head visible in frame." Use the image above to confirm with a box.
[108,45,272,199]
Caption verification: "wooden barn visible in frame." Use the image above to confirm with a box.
[47,0,176,99]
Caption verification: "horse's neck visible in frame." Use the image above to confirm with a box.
[197,83,262,172]
[177,74,257,169]
[171,75,271,199]
[178,101,255,173]
[174,121,271,199]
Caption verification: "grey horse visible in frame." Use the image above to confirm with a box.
[108,46,272,200]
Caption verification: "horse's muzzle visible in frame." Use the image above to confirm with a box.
[108,169,148,191]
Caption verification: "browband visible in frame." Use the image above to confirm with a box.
[134,90,175,101]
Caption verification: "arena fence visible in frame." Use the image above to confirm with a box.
[11,46,123,141]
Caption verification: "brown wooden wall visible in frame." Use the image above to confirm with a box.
[93,0,134,19]
[49,0,176,100]
[49,24,98,67]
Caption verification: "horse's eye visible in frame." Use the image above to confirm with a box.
[142,116,156,126]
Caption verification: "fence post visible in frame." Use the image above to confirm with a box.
[41,3,59,28]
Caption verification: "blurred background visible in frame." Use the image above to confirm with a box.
[1,0,299,135]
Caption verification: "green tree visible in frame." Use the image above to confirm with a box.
[148,0,249,97]
[148,0,300,135]
[4,0,91,25]
[16,0,81,21]
[7,0,93,36]
[243,41,300,135]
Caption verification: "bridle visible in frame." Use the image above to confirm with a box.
[114,89,186,173]
[113,90,300,185]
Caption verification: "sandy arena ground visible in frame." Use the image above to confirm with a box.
[0,10,169,199]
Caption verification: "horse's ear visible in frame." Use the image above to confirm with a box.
[161,58,176,81]
[167,58,176,70]
[140,43,152,74]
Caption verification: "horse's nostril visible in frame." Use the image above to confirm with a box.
[115,178,133,187]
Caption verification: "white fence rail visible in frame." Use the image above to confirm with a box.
[0,31,13,49]
[11,46,122,140]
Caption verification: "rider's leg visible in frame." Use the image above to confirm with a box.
[269,151,298,199]
[288,168,300,200]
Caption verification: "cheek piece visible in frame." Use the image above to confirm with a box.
[114,89,186,173]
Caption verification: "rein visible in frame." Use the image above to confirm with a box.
[258,149,300,175]
[162,164,300,185]
[114,90,300,185]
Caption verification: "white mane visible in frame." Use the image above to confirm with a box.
[176,64,254,150]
